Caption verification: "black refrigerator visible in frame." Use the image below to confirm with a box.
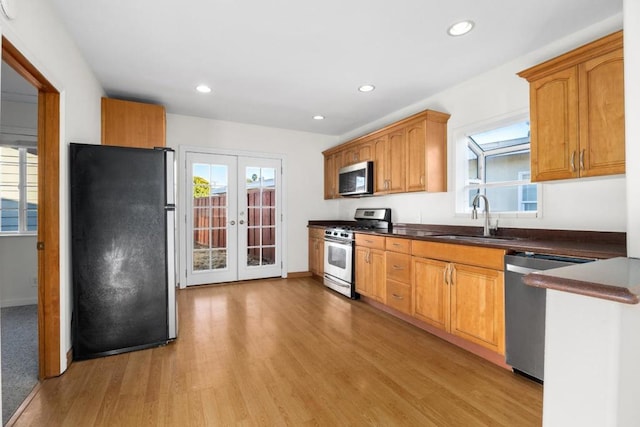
[70,143,177,360]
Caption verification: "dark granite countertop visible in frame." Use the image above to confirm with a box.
[308,222,626,260]
[523,257,640,305]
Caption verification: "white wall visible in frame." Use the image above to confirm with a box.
[166,115,339,274]
[336,15,626,232]
[0,0,105,373]
[0,98,38,307]
[0,236,37,307]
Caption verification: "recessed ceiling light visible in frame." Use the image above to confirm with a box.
[358,84,375,93]
[196,84,212,94]
[313,115,325,120]
[447,20,475,37]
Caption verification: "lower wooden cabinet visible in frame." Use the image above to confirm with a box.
[412,241,506,355]
[450,263,504,354]
[355,234,386,301]
[308,228,324,277]
[355,246,385,301]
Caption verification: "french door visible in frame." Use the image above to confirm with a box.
[186,152,282,285]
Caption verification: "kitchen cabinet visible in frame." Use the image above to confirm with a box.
[518,30,624,182]
[308,228,324,278]
[412,240,505,354]
[323,150,343,199]
[342,141,373,166]
[101,97,166,148]
[355,234,385,302]
[385,237,412,314]
[405,112,450,192]
[374,128,406,194]
[322,109,449,198]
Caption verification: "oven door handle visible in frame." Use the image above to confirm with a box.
[324,237,354,245]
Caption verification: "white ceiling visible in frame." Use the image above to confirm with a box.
[48,0,622,136]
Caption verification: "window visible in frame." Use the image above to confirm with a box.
[464,121,537,214]
[0,145,38,233]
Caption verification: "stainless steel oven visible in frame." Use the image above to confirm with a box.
[322,208,391,299]
[323,233,355,298]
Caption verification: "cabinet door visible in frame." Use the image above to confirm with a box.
[386,129,406,193]
[412,257,449,330]
[529,67,579,181]
[371,249,386,302]
[406,120,426,192]
[373,135,389,193]
[578,48,625,177]
[355,246,372,296]
[324,151,343,199]
[308,234,324,276]
[450,264,505,354]
[343,141,373,166]
[101,98,166,148]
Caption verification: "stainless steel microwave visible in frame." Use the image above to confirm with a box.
[338,161,374,196]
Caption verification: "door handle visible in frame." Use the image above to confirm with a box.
[239,220,245,224]
[230,220,236,225]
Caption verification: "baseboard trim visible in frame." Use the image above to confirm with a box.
[286,271,312,278]
[0,298,38,308]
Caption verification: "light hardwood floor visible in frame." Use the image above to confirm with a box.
[11,277,542,426]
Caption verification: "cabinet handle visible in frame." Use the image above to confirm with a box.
[420,176,424,185]
[392,243,401,246]
[392,265,404,270]
[391,293,403,300]
[570,151,576,172]
[450,265,456,285]
[366,249,370,263]
[364,239,373,244]
[580,149,585,170]
[443,264,449,285]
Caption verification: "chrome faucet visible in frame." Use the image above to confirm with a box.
[471,194,492,237]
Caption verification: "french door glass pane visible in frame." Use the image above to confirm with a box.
[245,166,276,267]
[192,162,229,271]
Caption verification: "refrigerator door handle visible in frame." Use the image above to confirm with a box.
[165,204,176,210]
[167,208,177,339]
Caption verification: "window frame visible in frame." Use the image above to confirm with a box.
[455,111,541,219]
[0,142,38,235]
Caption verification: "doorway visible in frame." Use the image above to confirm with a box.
[185,151,283,286]
[1,37,61,384]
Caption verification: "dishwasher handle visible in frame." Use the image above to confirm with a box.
[506,264,540,275]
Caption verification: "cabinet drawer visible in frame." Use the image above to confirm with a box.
[386,237,411,253]
[386,252,411,283]
[386,280,411,314]
[309,227,325,239]
[355,233,385,250]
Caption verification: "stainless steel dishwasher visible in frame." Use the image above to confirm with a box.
[504,252,594,382]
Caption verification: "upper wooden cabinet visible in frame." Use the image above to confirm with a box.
[101,97,166,148]
[343,141,373,166]
[518,31,624,182]
[375,128,406,194]
[322,109,450,199]
[323,150,343,199]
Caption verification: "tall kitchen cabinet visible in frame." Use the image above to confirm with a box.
[101,97,166,148]
[412,241,506,355]
[518,30,624,182]
[322,109,449,199]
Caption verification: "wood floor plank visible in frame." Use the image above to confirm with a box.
[11,277,542,426]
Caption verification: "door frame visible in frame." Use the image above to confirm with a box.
[2,38,61,378]
[178,145,288,288]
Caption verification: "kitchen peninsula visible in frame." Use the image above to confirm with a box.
[523,258,640,426]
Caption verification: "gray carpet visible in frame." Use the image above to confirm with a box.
[1,305,38,425]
